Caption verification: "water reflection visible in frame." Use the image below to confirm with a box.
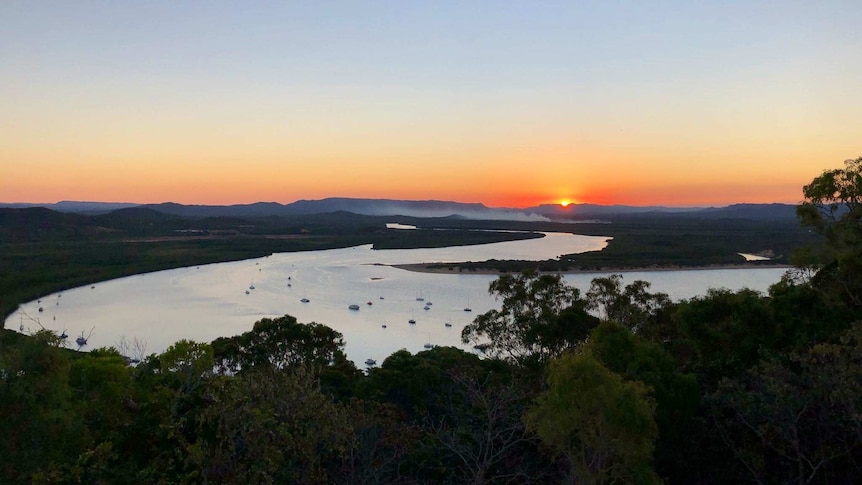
[7,233,787,367]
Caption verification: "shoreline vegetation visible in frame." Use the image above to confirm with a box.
[1,206,817,324]
[391,261,793,275]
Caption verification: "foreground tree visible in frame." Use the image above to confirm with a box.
[586,275,671,333]
[461,271,597,366]
[710,323,862,484]
[191,366,352,484]
[795,156,862,308]
[211,315,351,373]
[525,351,659,484]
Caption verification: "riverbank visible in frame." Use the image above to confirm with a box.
[391,262,793,275]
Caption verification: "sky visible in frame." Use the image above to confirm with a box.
[1,1,860,208]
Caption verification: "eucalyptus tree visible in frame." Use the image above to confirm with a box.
[795,156,862,308]
[461,270,597,367]
[525,351,659,484]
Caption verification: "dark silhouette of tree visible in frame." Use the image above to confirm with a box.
[211,315,349,373]
[586,274,671,332]
[461,270,596,366]
[796,157,862,308]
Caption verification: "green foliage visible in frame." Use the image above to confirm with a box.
[586,275,671,332]
[525,351,659,484]
[586,322,701,480]
[709,322,862,484]
[461,270,596,366]
[359,346,485,417]
[191,366,352,484]
[795,157,862,308]
[211,315,349,373]
[0,330,82,482]
[672,288,777,387]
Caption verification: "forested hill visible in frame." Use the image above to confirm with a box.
[1,199,799,221]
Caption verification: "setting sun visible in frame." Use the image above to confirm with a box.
[560,200,572,207]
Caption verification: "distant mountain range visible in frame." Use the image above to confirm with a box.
[0,198,799,221]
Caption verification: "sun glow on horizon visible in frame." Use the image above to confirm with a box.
[560,200,572,207]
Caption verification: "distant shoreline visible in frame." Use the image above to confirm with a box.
[390,262,793,276]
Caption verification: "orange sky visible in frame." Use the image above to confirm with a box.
[1,3,860,208]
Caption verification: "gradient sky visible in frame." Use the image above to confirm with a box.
[1,1,860,207]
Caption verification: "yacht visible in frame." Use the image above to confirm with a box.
[365,358,377,366]
[300,298,310,303]
[348,304,360,310]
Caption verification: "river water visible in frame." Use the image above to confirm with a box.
[6,232,788,366]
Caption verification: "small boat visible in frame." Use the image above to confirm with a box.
[245,290,250,294]
[445,323,452,327]
[365,358,377,366]
[426,302,433,306]
[379,296,384,300]
[249,284,255,290]
[367,301,373,306]
[38,307,43,312]
[287,283,292,287]
[75,327,94,347]
[424,343,433,349]
[464,307,472,312]
[90,285,95,289]
[60,330,68,339]
[301,298,310,303]
[349,304,360,310]
[424,305,430,310]
[381,324,387,328]
[408,319,416,324]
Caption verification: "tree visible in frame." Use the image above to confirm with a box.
[709,323,862,484]
[586,322,701,481]
[0,330,84,482]
[190,365,353,484]
[427,372,536,484]
[796,157,862,308]
[211,315,349,374]
[586,275,671,333]
[461,271,596,366]
[672,288,777,387]
[525,351,659,484]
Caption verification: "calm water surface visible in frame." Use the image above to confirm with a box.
[7,232,788,366]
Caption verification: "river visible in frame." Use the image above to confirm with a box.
[6,232,788,366]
